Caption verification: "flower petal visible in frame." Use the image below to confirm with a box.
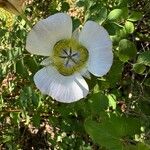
[40,57,51,66]
[79,21,113,76]
[88,46,113,76]
[34,67,89,103]
[26,13,72,56]
[82,70,91,79]
[79,21,112,49]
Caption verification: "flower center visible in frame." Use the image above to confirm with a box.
[52,39,89,76]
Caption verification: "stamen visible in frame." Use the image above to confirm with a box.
[59,55,67,59]
[69,48,72,55]
[70,57,77,64]
[63,49,68,55]
[71,53,78,57]
[65,58,70,67]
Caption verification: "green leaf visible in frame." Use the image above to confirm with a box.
[137,143,150,150]
[88,93,109,114]
[118,0,128,7]
[108,7,128,21]
[2,135,12,143]
[24,56,39,74]
[125,21,134,34]
[118,39,137,62]
[133,63,146,74]
[139,99,150,116]
[61,2,70,11]
[137,51,150,66]
[104,22,123,35]
[85,114,141,150]
[98,7,107,24]
[106,58,124,87]
[10,112,20,125]
[0,29,7,38]
[107,94,116,109]
[128,11,143,22]
[31,92,41,108]
[98,79,110,90]
[72,18,81,31]
[76,0,94,9]
[144,78,150,87]
[85,118,123,150]
[76,0,85,7]
[117,28,128,39]
[126,143,150,150]
[15,59,28,76]
[32,113,41,127]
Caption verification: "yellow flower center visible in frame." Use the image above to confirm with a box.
[52,39,89,76]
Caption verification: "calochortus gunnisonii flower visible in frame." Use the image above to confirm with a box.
[26,13,113,103]
[0,0,25,14]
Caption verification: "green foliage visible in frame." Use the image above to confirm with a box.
[108,7,128,21]
[133,63,146,74]
[137,51,150,66]
[128,11,143,22]
[85,114,141,150]
[125,21,134,34]
[88,92,109,114]
[106,58,124,86]
[0,0,150,149]
[118,39,137,62]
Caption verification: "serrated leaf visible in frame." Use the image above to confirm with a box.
[108,7,128,21]
[133,63,146,74]
[137,51,150,66]
[128,11,143,22]
[85,118,123,150]
[118,39,137,62]
[125,21,134,34]
[85,114,141,150]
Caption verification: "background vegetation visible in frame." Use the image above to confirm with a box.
[0,0,150,149]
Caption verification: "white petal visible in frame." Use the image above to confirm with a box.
[79,21,112,50]
[88,46,113,76]
[34,67,89,103]
[82,70,91,79]
[40,58,51,66]
[79,21,113,76]
[26,13,72,56]
[80,67,91,79]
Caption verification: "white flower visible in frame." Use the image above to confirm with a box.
[26,13,113,103]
